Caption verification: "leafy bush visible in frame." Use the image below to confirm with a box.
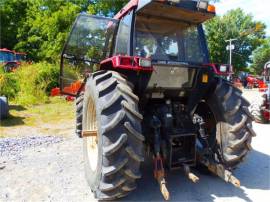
[0,62,60,105]
[13,62,59,105]
[0,72,20,98]
[35,63,59,94]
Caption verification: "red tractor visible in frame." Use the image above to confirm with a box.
[246,75,262,89]
[250,61,270,123]
[60,0,255,200]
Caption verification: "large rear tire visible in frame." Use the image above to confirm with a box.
[82,70,144,200]
[75,92,84,137]
[196,79,255,169]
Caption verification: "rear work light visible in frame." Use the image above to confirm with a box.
[219,65,227,73]
[197,0,208,10]
[139,58,152,67]
[156,0,181,3]
[169,0,181,3]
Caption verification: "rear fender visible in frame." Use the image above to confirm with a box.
[186,67,216,115]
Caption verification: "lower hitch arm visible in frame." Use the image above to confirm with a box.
[154,154,170,201]
[151,115,170,200]
[202,159,240,187]
[208,163,241,187]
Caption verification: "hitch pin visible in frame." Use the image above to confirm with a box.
[183,164,199,183]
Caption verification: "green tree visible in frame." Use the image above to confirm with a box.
[87,0,128,17]
[4,0,128,61]
[251,38,270,74]
[205,8,266,72]
[0,0,28,49]
[14,0,83,61]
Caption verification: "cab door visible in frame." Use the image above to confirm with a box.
[60,14,119,95]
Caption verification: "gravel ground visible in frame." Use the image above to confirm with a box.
[0,90,269,202]
[1,123,269,202]
[0,136,63,159]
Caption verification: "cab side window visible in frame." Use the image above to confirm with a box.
[114,11,133,55]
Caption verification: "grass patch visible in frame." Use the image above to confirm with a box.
[26,97,75,123]
[1,96,74,127]
[0,62,75,138]
[0,97,75,138]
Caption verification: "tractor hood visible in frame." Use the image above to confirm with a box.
[136,0,215,24]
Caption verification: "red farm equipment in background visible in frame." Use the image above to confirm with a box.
[250,61,270,123]
[0,48,28,72]
[15,52,27,65]
[0,48,18,72]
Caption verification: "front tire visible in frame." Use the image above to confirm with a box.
[82,70,144,200]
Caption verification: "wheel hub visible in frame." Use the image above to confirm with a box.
[84,97,98,171]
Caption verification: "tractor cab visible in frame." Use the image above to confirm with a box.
[60,0,216,95]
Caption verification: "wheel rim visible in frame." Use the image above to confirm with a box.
[85,96,98,171]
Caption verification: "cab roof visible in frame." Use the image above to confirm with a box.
[114,0,215,24]
[137,0,215,24]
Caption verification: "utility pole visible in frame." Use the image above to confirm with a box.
[225,38,237,72]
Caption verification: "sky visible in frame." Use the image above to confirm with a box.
[214,0,270,36]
